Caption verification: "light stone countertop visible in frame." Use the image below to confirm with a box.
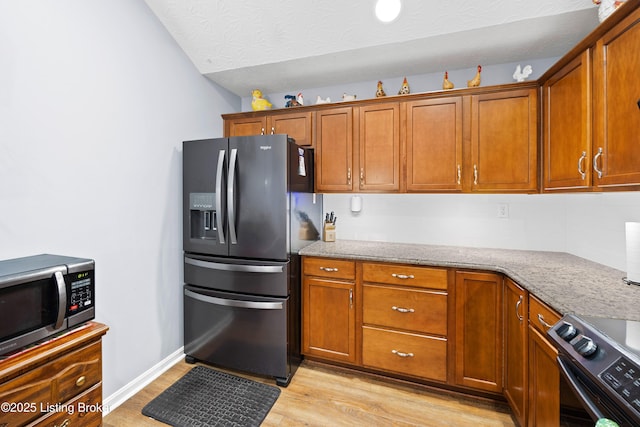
[299,240,640,322]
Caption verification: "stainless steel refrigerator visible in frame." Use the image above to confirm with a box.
[182,135,322,386]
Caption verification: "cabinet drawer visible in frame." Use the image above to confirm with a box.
[0,341,102,426]
[26,382,103,427]
[362,326,447,382]
[529,294,561,334]
[362,263,447,290]
[363,285,447,335]
[303,257,355,280]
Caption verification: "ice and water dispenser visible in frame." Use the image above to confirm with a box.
[189,192,217,240]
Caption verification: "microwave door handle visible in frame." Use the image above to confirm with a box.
[227,148,238,244]
[215,149,226,244]
[557,356,605,421]
[53,271,67,329]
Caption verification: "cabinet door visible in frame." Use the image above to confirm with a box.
[470,89,538,192]
[593,7,640,189]
[528,326,560,427]
[357,103,400,192]
[226,116,267,137]
[302,276,356,363]
[504,278,528,427]
[269,111,313,146]
[406,97,463,192]
[543,51,592,191]
[454,271,503,393]
[315,107,354,192]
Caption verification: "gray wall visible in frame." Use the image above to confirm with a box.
[0,0,237,400]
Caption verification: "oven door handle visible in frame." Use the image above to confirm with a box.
[184,289,283,310]
[557,355,605,421]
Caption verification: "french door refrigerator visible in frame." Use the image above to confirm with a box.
[182,135,322,386]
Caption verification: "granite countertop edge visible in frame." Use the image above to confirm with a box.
[299,240,640,322]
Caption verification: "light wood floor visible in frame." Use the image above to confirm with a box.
[103,359,516,427]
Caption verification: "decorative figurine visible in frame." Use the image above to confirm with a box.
[315,96,331,104]
[376,81,386,97]
[593,0,626,22]
[342,93,357,101]
[513,64,533,82]
[296,92,304,106]
[251,89,272,111]
[467,65,482,88]
[397,77,410,95]
[284,94,301,108]
[442,71,454,90]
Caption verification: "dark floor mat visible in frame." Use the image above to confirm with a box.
[141,365,281,427]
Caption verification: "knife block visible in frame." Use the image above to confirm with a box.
[323,223,336,242]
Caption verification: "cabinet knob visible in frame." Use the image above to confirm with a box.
[75,375,86,387]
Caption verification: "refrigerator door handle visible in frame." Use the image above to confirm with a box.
[185,257,285,273]
[228,148,238,244]
[215,149,226,244]
[185,289,284,310]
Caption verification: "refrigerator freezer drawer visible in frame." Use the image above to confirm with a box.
[184,255,290,297]
[183,285,290,381]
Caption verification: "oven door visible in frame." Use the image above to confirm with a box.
[558,354,637,426]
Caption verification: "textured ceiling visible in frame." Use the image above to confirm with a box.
[143,0,600,97]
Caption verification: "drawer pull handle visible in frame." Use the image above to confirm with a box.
[319,267,339,272]
[391,273,414,279]
[391,349,414,358]
[537,313,554,329]
[76,375,86,387]
[392,306,415,313]
[54,419,70,427]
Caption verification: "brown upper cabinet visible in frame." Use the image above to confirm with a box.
[469,88,538,193]
[405,96,463,192]
[542,2,640,192]
[315,106,354,192]
[356,102,401,192]
[223,110,313,147]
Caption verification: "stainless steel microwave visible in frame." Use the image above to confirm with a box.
[0,254,95,356]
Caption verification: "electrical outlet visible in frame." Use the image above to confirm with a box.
[497,203,509,218]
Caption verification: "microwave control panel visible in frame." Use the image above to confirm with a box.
[67,270,94,314]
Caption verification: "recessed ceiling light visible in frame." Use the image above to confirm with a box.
[375,0,401,23]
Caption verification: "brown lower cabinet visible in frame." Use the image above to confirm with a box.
[453,270,503,393]
[301,256,581,426]
[302,258,357,363]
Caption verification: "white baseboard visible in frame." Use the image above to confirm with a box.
[102,346,185,416]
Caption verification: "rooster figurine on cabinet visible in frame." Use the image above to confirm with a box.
[397,77,410,95]
[251,89,272,111]
[443,71,454,90]
[467,65,482,87]
[513,64,533,82]
[376,81,386,97]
